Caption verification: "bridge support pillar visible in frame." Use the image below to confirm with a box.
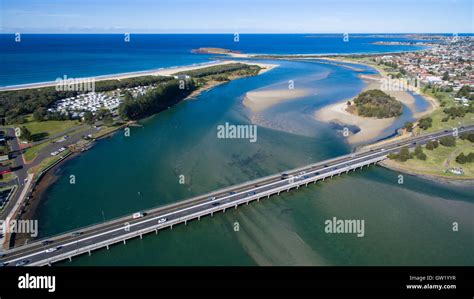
[69,257,72,262]
[88,250,91,256]
[155,229,158,234]
[223,209,225,213]
[338,173,341,176]
[123,240,126,245]
[305,183,308,187]
[235,205,237,209]
[257,198,260,202]
[314,180,316,184]
[246,201,249,205]
[171,225,173,230]
[297,185,299,189]
[267,194,270,198]
[106,245,109,250]
[211,212,213,217]
[185,220,188,225]
[198,216,201,221]
[140,234,143,239]
[278,191,280,195]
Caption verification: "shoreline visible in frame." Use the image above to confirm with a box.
[10,61,278,246]
[379,159,474,186]
[313,57,438,144]
[0,60,277,92]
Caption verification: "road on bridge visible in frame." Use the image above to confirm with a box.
[1,125,473,266]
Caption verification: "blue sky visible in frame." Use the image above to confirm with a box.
[0,0,472,33]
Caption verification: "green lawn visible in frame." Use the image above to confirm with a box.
[23,141,52,162]
[389,139,474,178]
[20,115,80,141]
[0,171,16,183]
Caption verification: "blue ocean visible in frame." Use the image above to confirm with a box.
[0,34,427,87]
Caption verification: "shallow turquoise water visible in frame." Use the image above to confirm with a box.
[32,60,474,266]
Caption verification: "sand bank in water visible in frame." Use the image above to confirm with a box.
[314,100,395,144]
[243,88,312,113]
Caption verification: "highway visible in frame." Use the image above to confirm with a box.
[1,125,473,266]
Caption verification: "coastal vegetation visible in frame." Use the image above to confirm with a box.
[174,63,261,81]
[119,79,196,120]
[348,89,403,118]
[387,135,474,179]
[119,63,261,120]
[0,76,171,124]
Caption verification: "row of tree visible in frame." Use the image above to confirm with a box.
[118,80,195,120]
[456,152,474,164]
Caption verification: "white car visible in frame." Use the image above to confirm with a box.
[158,218,167,224]
[132,212,144,219]
[50,151,59,156]
[45,247,58,253]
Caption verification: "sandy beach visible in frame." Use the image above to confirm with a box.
[313,57,439,144]
[0,60,277,91]
[314,100,395,144]
[243,88,312,113]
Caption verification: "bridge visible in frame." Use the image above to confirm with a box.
[1,125,473,266]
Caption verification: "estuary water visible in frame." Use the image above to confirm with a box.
[30,59,474,266]
[1,34,472,265]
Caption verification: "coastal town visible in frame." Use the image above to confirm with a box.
[375,35,473,96]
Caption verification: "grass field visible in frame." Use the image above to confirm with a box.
[0,171,16,183]
[21,115,80,141]
[387,139,474,178]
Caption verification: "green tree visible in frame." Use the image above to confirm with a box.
[442,71,449,81]
[418,117,433,130]
[83,111,94,125]
[456,153,467,164]
[103,115,114,126]
[32,107,47,122]
[439,136,456,147]
[398,146,410,162]
[404,121,414,132]
[20,126,33,141]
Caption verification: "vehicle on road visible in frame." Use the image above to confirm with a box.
[281,173,289,179]
[212,202,220,207]
[71,232,82,237]
[45,247,59,253]
[15,259,30,266]
[209,196,216,201]
[0,262,9,267]
[229,191,236,195]
[158,218,167,224]
[41,240,53,246]
[132,212,144,219]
